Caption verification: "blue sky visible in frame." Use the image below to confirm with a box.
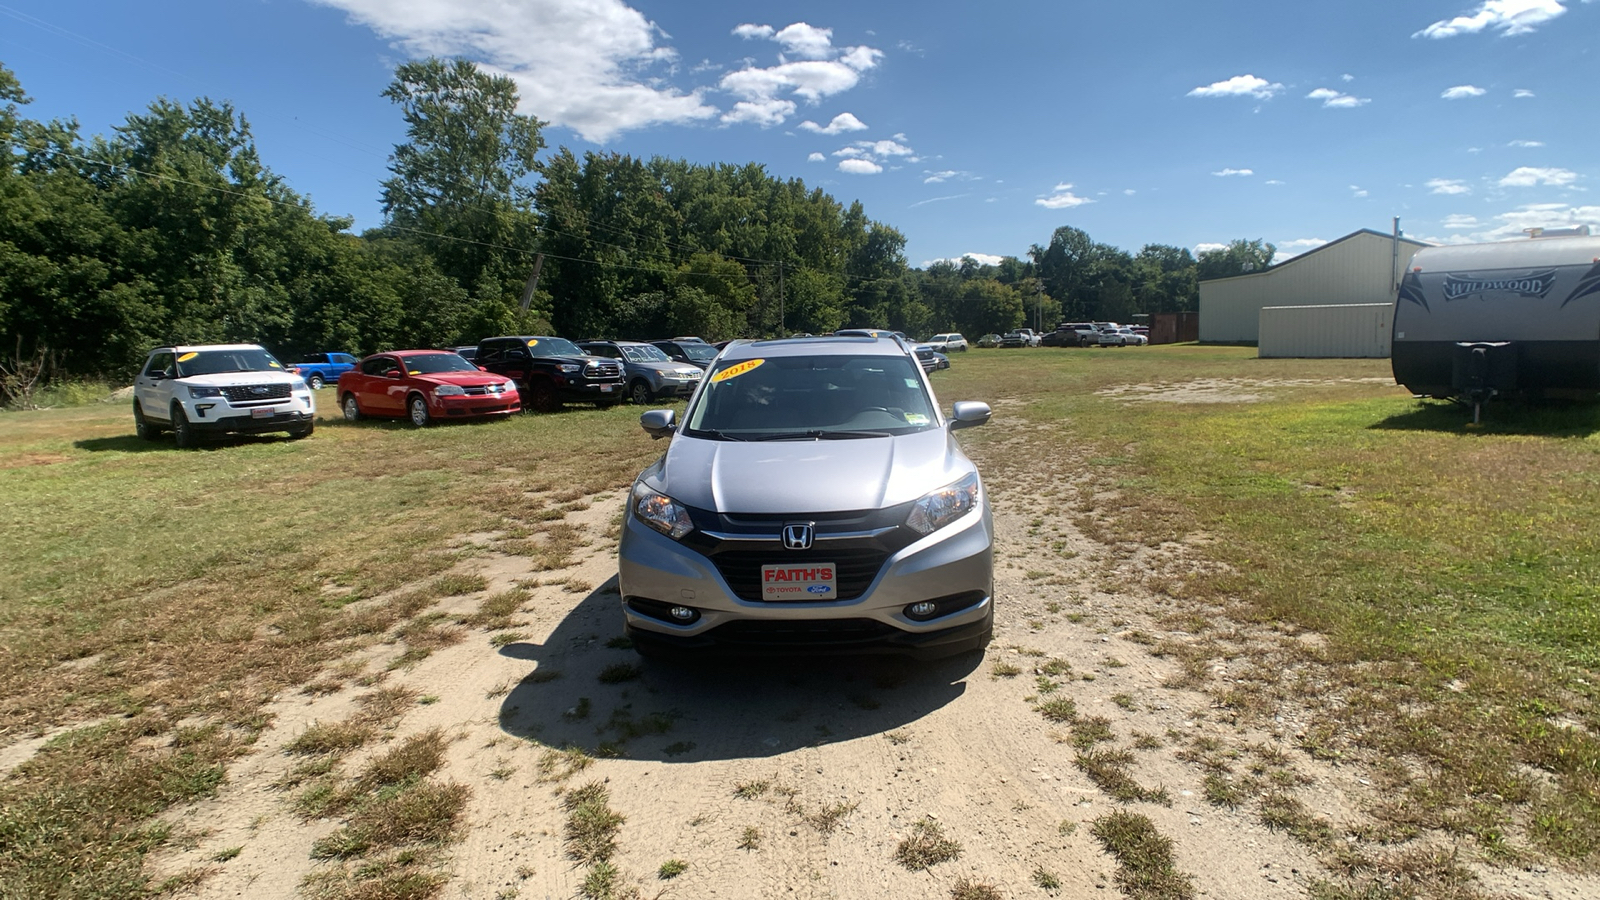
[2,0,1595,265]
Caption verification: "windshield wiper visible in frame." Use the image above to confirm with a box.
[749,429,890,441]
[688,429,749,442]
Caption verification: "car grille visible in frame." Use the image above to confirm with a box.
[586,362,622,379]
[460,384,504,396]
[222,383,291,404]
[706,546,890,602]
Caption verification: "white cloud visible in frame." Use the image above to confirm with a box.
[838,158,882,175]
[1442,214,1480,229]
[717,22,883,128]
[1514,88,1536,98]
[1499,166,1579,187]
[1306,87,1370,108]
[1276,238,1328,259]
[798,112,868,135]
[1341,73,1355,82]
[1266,179,1286,185]
[310,0,720,143]
[721,98,797,126]
[1441,85,1487,99]
[1427,178,1473,195]
[1351,185,1369,198]
[1036,183,1095,209]
[1488,203,1600,237]
[921,252,1006,267]
[806,152,825,162]
[1508,139,1545,148]
[1414,0,1570,39]
[1123,189,1137,195]
[1187,74,1284,99]
[1212,168,1253,177]
[909,194,969,209]
[923,170,959,183]
[1194,242,1228,254]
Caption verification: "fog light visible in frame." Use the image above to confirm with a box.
[908,601,938,618]
[670,606,696,621]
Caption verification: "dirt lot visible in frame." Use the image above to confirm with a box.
[135,431,1599,900]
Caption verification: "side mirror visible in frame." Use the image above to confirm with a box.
[949,401,991,430]
[478,366,488,372]
[386,370,404,379]
[640,409,676,440]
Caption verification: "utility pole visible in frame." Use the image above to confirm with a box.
[519,253,546,313]
[778,261,785,335]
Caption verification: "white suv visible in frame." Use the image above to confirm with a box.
[133,344,315,448]
[926,333,968,353]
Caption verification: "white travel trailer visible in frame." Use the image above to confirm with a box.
[1391,228,1600,403]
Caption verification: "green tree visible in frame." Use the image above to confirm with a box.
[1196,238,1275,281]
[380,57,545,312]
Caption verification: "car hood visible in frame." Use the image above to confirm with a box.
[178,371,304,387]
[414,372,513,388]
[649,427,968,514]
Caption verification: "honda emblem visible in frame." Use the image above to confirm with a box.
[782,523,814,551]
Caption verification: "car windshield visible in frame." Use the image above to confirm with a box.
[175,348,285,376]
[679,343,718,361]
[683,354,936,439]
[621,344,671,363]
[526,337,583,358]
[405,354,478,374]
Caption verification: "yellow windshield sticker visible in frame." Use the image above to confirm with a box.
[526,339,539,347]
[904,413,929,425]
[269,361,281,367]
[712,359,764,382]
[408,370,421,376]
[177,352,198,362]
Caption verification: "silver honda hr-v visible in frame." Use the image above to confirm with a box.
[617,335,994,659]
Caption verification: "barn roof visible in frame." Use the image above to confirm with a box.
[1199,229,1433,284]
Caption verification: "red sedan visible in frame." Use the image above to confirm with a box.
[337,351,520,426]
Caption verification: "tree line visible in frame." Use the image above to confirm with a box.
[0,57,1274,394]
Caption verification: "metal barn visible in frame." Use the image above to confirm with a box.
[1199,229,1429,345]
[1259,303,1392,358]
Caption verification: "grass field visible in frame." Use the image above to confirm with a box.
[2,344,1597,896]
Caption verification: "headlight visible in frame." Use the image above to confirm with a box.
[502,380,517,392]
[186,385,222,398]
[556,364,581,373]
[633,482,693,540]
[433,384,465,396]
[906,472,981,536]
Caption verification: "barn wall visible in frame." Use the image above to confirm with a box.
[1258,303,1393,358]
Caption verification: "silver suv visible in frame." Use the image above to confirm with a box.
[617,336,994,660]
[133,344,315,448]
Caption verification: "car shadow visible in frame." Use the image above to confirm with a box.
[72,433,307,452]
[495,577,981,762]
[1369,399,1600,437]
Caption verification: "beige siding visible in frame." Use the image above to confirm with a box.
[1199,231,1425,343]
[1259,303,1393,358]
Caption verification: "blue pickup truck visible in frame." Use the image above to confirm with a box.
[288,353,358,390]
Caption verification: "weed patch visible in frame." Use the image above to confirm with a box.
[893,816,961,871]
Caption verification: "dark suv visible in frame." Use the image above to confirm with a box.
[474,336,625,411]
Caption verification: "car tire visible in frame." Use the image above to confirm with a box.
[289,421,314,440]
[527,380,559,413]
[307,373,325,390]
[342,393,362,422]
[133,401,162,441]
[628,380,653,405]
[171,404,197,449]
[407,394,431,427]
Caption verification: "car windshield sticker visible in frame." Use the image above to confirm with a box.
[712,359,764,382]
[526,339,539,347]
[408,370,421,376]
[904,413,929,425]
[904,378,919,388]
[268,361,281,367]
[177,352,198,362]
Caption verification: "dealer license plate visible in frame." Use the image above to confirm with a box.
[251,407,274,419]
[759,562,837,601]
[600,383,615,392]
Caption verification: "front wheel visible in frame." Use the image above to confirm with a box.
[527,380,559,412]
[628,380,653,405]
[288,421,314,440]
[171,405,198,449]
[407,394,431,427]
[306,373,325,390]
[342,394,362,422]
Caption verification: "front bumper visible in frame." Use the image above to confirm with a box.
[188,408,314,434]
[555,379,625,401]
[433,393,520,417]
[618,501,994,659]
